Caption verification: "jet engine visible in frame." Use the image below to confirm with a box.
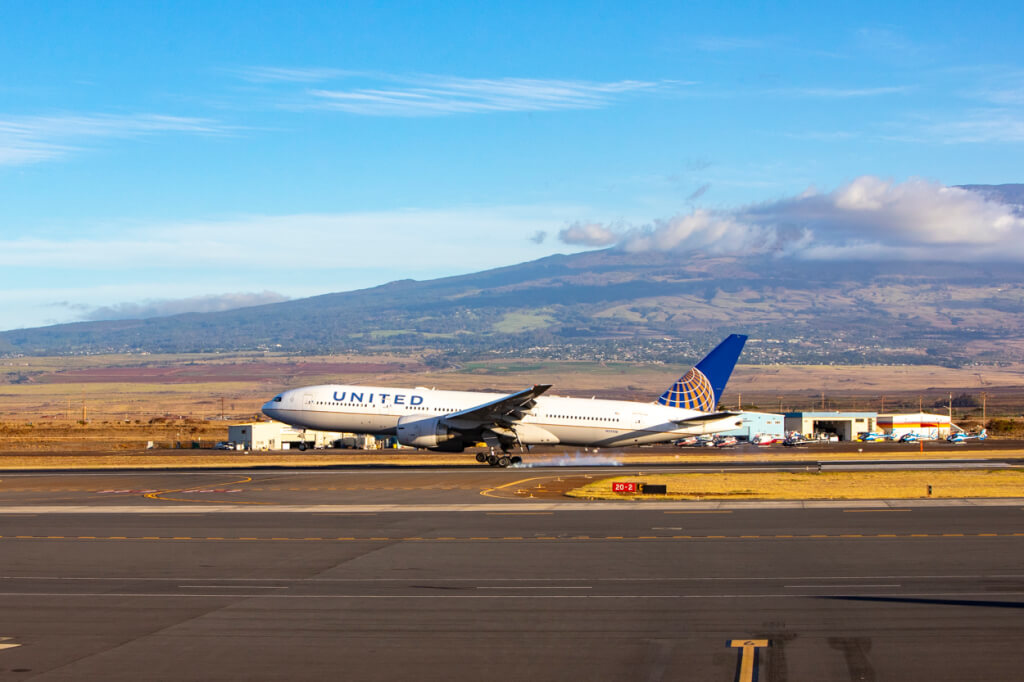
[396,416,464,451]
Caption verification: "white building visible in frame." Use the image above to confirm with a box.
[877,413,952,440]
[718,411,786,441]
[228,421,345,451]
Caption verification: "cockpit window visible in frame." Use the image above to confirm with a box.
[273,395,283,402]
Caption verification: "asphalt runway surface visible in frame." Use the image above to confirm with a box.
[0,468,1023,680]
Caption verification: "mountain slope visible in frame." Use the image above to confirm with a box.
[3,248,1023,365]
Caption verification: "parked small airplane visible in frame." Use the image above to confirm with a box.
[263,334,748,466]
[947,429,987,444]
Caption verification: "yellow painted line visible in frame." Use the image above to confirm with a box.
[480,475,557,499]
[664,510,733,514]
[844,509,912,513]
[730,639,769,682]
[943,533,964,537]
[143,475,273,506]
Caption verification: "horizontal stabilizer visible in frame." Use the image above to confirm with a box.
[671,411,740,425]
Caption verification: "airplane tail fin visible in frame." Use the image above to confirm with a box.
[657,334,748,411]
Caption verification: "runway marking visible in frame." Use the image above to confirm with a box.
[180,581,288,585]
[143,476,267,505]
[843,503,909,509]
[0,532,1021,542]
[785,584,900,588]
[479,475,556,499]
[0,636,21,652]
[477,581,593,585]
[485,512,553,516]
[730,639,769,682]
[3,591,1024,600]
[664,510,732,514]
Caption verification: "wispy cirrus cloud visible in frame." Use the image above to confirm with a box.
[0,113,231,166]
[225,66,353,83]
[225,68,674,116]
[306,75,667,116]
[787,85,911,98]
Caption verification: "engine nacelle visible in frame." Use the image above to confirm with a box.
[396,415,464,451]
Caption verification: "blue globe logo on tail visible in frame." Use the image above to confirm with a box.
[658,367,716,411]
[657,334,748,412]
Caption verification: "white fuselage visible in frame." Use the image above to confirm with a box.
[262,384,740,449]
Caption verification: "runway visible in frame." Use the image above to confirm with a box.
[0,470,1023,680]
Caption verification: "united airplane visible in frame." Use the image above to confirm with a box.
[262,334,748,467]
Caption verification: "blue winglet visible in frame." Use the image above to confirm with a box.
[657,334,748,411]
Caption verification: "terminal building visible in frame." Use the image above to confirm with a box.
[784,411,878,441]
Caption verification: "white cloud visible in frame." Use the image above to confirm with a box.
[0,113,231,166]
[81,291,290,321]
[559,221,621,246]
[558,176,1024,260]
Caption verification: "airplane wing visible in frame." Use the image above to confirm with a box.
[671,410,740,425]
[443,384,552,427]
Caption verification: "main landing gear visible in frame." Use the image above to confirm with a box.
[475,452,522,467]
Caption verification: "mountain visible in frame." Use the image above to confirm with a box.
[3,248,1024,365]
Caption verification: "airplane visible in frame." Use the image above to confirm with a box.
[262,334,748,467]
[947,429,987,444]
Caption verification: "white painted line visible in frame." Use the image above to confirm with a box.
[178,581,286,585]
[0,590,1022,600]
[785,584,901,588]
[476,586,592,590]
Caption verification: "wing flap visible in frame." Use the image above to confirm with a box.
[443,384,552,427]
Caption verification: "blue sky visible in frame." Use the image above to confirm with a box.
[2,1,1023,330]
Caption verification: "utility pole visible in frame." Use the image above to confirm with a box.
[948,392,953,423]
[221,396,225,421]
[982,392,987,424]
[737,393,742,411]
[821,391,825,411]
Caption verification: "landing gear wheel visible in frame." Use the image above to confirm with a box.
[486,454,499,466]
[475,453,487,463]
[510,455,522,465]
[498,456,511,468]
[298,443,307,451]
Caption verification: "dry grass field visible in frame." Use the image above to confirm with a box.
[2,351,1023,451]
[567,470,1024,500]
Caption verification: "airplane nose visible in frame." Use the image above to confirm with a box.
[262,400,281,421]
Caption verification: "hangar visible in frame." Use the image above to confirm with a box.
[784,411,878,441]
[878,412,952,440]
[718,411,786,441]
